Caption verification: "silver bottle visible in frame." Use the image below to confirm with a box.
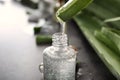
[43,33,76,80]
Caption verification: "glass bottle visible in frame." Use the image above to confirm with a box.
[43,33,76,80]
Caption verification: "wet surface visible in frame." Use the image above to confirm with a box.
[0,0,117,80]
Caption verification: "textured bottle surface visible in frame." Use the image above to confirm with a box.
[43,46,76,80]
[43,33,76,80]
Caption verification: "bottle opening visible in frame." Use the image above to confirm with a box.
[52,33,68,46]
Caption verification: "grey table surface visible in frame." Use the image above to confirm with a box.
[0,0,117,80]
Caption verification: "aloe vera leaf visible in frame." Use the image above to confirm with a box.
[94,30,120,56]
[34,27,41,34]
[86,3,116,19]
[56,0,93,22]
[86,3,120,29]
[104,17,120,23]
[110,29,120,36]
[36,35,52,44]
[74,14,120,79]
[94,0,120,15]
[102,27,120,55]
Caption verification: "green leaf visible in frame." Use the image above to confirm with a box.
[94,30,120,56]
[74,14,120,79]
[101,27,120,56]
[36,35,52,45]
[56,0,93,22]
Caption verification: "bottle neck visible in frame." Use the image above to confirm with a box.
[52,33,68,47]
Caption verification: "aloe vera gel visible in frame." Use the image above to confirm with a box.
[43,33,76,80]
